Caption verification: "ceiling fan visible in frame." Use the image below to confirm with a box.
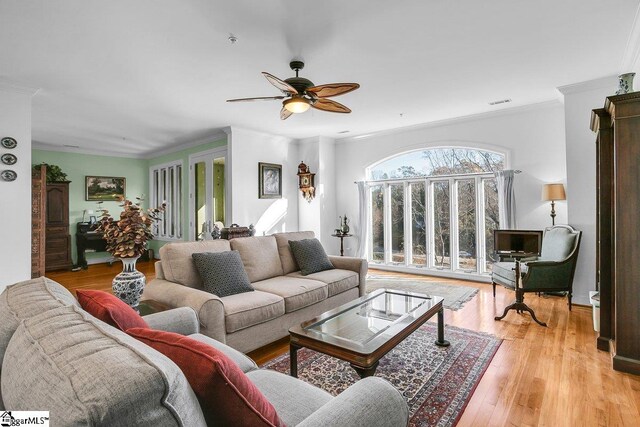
[226,61,360,120]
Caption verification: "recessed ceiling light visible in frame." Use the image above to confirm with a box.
[337,130,350,134]
[63,144,80,148]
[228,34,238,44]
[488,99,512,105]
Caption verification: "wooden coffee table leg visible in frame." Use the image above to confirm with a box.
[351,361,379,378]
[290,343,300,378]
[435,307,451,347]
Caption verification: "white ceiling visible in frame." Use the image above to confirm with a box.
[1,0,639,157]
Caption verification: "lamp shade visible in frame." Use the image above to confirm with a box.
[541,183,566,201]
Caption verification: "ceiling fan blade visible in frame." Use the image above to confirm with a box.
[306,83,360,98]
[280,107,293,120]
[227,96,286,102]
[262,72,298,95]
[312,98,351,114]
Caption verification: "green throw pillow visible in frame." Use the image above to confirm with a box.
[288,238,334,276]
[192,251,254,297]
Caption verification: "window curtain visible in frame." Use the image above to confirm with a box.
[494,170,517,229]
[355,181,369,258]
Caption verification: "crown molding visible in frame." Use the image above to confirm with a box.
[142,131,228,159]
[338,99,562,144]
[0,78,40,96]
[556,76,617,96]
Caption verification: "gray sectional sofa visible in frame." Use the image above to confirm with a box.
[144,231,368,353]
[0,277,408,426]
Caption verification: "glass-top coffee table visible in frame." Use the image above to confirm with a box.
[289,288,449,378]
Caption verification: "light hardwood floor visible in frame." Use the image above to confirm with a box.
[48,263,640,426]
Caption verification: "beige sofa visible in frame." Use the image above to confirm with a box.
[144,231,367,353]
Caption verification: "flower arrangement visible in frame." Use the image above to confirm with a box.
[98,196,166,258]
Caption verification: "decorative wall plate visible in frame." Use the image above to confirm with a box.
[1,153,17,165]
[1,170,17,181]
[1,137,17,149]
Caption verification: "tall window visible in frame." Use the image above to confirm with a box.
[150,161,183,240]
[367,147,504,276]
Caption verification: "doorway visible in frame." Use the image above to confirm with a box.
[189,147,229,240]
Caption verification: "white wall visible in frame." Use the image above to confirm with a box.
[228,127,299,235]
[297,136,338,254]
[335,101,568,260]
[559,76,617,305]
[0,85,35,291]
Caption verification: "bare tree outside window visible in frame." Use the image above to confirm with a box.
[368,147,504,275]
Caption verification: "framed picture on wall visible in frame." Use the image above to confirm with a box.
[85,176,126,201]
[258,162,282,199]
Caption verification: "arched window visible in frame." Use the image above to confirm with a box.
[367,147,505,277]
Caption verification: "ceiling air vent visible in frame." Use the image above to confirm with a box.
[488,98,512,106]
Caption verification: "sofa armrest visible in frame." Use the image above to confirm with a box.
[142,307,199,335]
[329,256,368,296]
[143,278,227,343]
[298,377,408,427]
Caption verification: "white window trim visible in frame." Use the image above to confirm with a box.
[367,172,499,280]
[149,160,184,242]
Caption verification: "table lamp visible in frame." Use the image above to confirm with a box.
[541,183,566,225]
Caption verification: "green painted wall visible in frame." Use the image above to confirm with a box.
[32,149,149,265]
[33,137,227,264]
[147,137,227,253]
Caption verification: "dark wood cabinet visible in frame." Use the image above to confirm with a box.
[45,182,72,272]
[591,92,640,375]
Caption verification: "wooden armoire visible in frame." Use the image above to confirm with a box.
[45,181,73,271]
[591,92,640,375]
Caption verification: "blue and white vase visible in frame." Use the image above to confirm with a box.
[616,73,635,95]
[112,256,146,310]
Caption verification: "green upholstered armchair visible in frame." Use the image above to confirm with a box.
[492,225,582,326]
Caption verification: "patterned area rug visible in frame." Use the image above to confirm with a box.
[366,277,479,311]
[262,323,501,427]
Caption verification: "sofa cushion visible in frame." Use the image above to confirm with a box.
[252,276,328,313]
[128,328,284,427]
[230,236,284,283]
[287,269,359,297]
[159,240,231,288]
[1,305,206,426]
[247,369,332,427]
[273,231,316,275]
[289,238,335,276]
[222,291,285,333]
[0,277,79,381]
[76,289,149,331]
[192,251,255,297]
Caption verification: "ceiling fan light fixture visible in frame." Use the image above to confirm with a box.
[283,96,311,113]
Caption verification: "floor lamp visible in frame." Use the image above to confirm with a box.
[541,183,566,225]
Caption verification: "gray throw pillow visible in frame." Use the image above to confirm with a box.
[288,238,334,276]
[192,251,254,297]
